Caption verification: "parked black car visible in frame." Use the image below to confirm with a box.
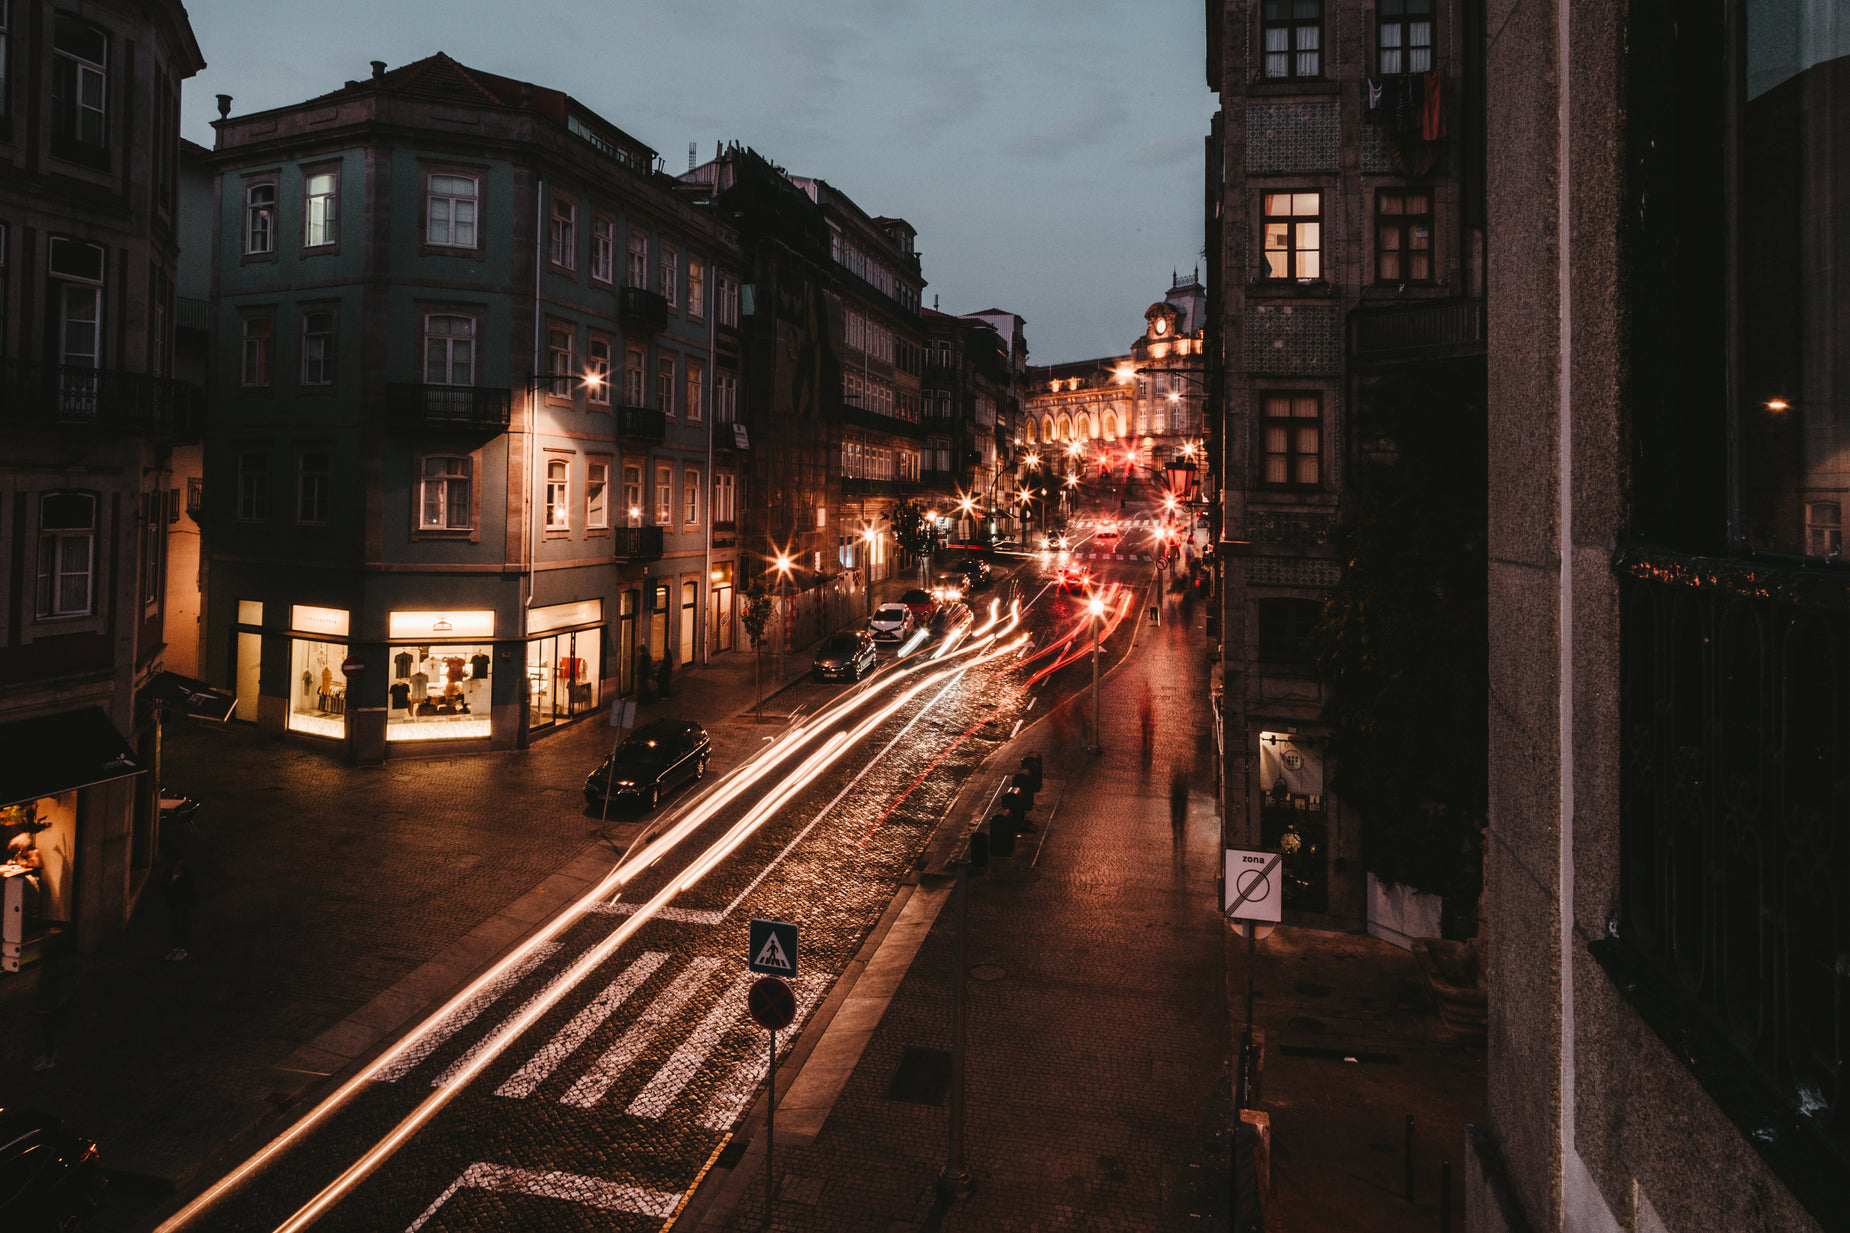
[946,556,992,588]
[584,720,711,811]
[813,630,876,681]
[0,1108,105,1232]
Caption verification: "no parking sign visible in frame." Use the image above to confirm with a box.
[1223,849,1283,924]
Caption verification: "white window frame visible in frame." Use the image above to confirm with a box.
[714,472,735,524]
[655,462,673,526]
[660,247,678,308]
[591,216,615,283]
[687,257,705,319]
[550,198,576,269]
[60,282,101,369]
[627,230,648,287]
[718,276,739,326]
[545,458,571,530]
[586,459,609,529]
[547,324,574,398]
[245,182,275,255]
[52,18,107,149]
[421,455,473,530]
[623,464,642,526]
[683,464,701,527]
[427,173,478,249]
[588,336,612,405]
[715,370,737,424]
[424,313,475,385]
[304,170,338,247]
[241,314,273,386]
[297,450,331,526]
[36,491,95,619]
[656,353,676,416]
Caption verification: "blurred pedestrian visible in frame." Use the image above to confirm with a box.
[1170,769,1190,839]
[164,856,196,961]
[32,947,74,1070]
[636,646,655,704]
[657,651,674,700]
[1138,684,1155,762]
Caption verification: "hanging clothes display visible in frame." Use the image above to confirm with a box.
[1421,69,1447,141]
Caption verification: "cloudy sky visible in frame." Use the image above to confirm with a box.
[179,0,1215,364]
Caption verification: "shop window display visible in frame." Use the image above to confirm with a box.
[388,644,492,740]
[1,794,76,972]
[526,630,601,731]
[288,638,349,737]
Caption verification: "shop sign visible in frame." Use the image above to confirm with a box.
[291,605,350,638]
[528,598,602,635]
[388,610,495,639]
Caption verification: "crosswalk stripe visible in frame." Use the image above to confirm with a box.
[406,1162,678,1232]
[626,971,757,1118]
[495,952,668,1099]
[376,944,558,1083]
[560,956,721,1108]
[586,902,725,925]
[697,974,828,1130]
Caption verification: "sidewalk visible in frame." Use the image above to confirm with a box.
[675,583,1487,1232]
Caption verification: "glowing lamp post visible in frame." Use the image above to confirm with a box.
[1088,595,1105,753]
[773,553,793,691]
[862,528,878,616]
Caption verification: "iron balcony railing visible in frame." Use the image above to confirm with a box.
[618,286,669,335]
[841,402,925,440]
[383,383,512,428]
[612,525,664,562]
[615,404,667,444]
[1,358,203,436]
[1348,297,1486,362]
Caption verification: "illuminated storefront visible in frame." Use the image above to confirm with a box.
[288,605,351,739]
[526,599,603,732]
[386,610,496,742]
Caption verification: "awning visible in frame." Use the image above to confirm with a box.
[0,707,145,808]
[144,671,236,722]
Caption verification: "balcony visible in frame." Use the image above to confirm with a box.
[1,358,203,437]
[1348,298,1486,364]
[612,525,664,562]
[383,383,511,429]
[841,401,925,440]
[618,286,669,335]
[841,476,923,497]
[615,404,667,445]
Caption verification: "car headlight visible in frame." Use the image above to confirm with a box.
[616,779,636,787]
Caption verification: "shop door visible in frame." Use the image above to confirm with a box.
[712,585,733,653]
[680,580,697,665]
[619,590,637,696]
[527,636,557,731]
[235,631,262,722]
[649,584,669,666]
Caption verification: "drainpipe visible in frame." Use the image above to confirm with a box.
[702,251,718,665]
[524,175,545,740]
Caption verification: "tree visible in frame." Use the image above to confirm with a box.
[741,583,775,718]
[1314,370,1487,919]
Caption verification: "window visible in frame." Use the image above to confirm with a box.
[683,465,700,526]
[660,247,678,308]
[421,456,472,529]
[624,345,645,406]
[425,314,475,385]
[655,463,673,525]
[36,492,95,618]
[586,460,608,529]
[718,275,739,326]
[1263,193,1322,280]
[304,171,338,247]
[234,316,272,389]
[588,336,612,405]
[1261,395,1321,486]
[427,174,478,249]
[546,458,570,530]
[140,490,164,608]
[1376,192,1433,284]
[627,230,648,286]
[1377,0,1433,76]
[298,451,331,526]
[688,258,705,319]
[656,353,676,415]
[623,464,642,526]
[245,182,275,255]
[1256,598,1322,663]
[549,198,575,269]
[545,325,575,397]
[301,310,335,385]
[1262,0,1322,79]
[59,281,100,369]
[51,16,107,156]
[591,217,614,283]
[714,472,735,524]
[1805,501,1842,559]
[686,359,704,422]
[237,451,269,522]
[715,370,737,424]
[0,2,10,125]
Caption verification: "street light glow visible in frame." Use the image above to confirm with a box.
[1088,597,1105,617]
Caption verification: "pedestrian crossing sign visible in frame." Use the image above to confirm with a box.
[748,918,799,978]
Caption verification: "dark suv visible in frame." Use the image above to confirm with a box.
[585,719,711,811]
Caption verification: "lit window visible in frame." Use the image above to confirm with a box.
[305,172,338,247]
[421,456,472,529]
[686,359,704,422]
[623,464,642,526]
[428,174,478,249]
[1263,192,1321,280]
[683,465,700,526]
[688,258,705,319]
[655,463,673,525]
[588,337,612,405]
[546,459,570,530]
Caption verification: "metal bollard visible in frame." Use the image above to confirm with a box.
[989,814,1017,858]
[968,831,989,872]
[1441,1160,1452,1233]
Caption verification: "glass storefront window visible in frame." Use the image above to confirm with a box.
[387,643,492,741]
[1738,2,1848,559]
[527,629,602,731]
[288,638,349,737]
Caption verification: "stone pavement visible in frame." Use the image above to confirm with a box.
[675,577,1487,1233]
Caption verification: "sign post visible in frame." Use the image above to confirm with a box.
[747,930,799,1225]
[1222,848,1282,1233]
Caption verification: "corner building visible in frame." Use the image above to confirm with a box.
[202,55,744,761]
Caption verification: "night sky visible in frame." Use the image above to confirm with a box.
[179,0,1215,364]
